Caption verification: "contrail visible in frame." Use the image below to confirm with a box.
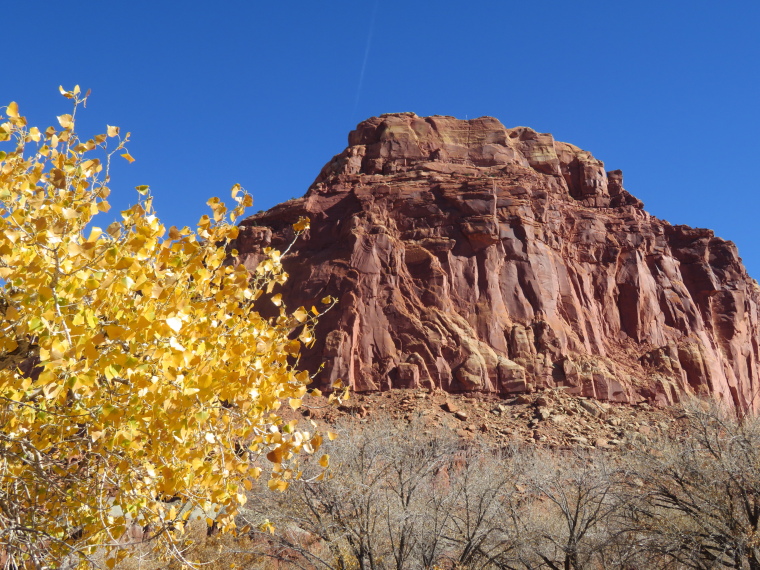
[353,0,380,123]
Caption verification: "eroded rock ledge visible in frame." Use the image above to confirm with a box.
[234,113,760,411]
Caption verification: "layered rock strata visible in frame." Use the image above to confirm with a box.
[234,113,760,411]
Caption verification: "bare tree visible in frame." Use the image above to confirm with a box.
[431,447,525,570]
[627,399,760,570]
[240,416,530,570]
[377,421,460,570]
[516,448,629,570]
[241,416,461,569]
[244,424,389,569]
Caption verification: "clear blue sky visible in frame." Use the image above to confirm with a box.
[4,1,760,277]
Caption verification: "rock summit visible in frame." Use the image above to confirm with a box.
[234,113,760,411]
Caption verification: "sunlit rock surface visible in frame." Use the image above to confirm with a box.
[234,113,760,411]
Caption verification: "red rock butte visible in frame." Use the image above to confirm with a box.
[234,113,760,411]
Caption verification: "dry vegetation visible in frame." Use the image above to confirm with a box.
[111,397,760,570]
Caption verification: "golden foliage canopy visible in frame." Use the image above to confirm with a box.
[0,87,330,568]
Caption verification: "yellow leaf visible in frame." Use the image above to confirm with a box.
[107,125,119,137]
[135,185,149,195]
[61,207,78,220]
[259,518,276,533]
[319,454,330,468]
[106,221,121,237]
[166,317,182,332]
[327,431,338,441]
[105,325,123,339]
[267,479,288,492]
[121,152,135,163]
[293,307,308,323]
[288,398,302,410]
[292,216,310,232]
[57,114,73,129]
[271,293,282,307]
[86,227,103,242]
[285,339,301,356]
[299,330,314,345]
[85,310,98,328]
[266,447,283,464]
[6,101,19,118]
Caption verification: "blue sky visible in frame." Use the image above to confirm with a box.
[4,1,760,277]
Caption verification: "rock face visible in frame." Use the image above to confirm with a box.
[234,113,760,411]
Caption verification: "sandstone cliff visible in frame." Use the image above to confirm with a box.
[234,113,760,411]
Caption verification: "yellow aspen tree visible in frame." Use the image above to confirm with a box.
[0,87,331,569]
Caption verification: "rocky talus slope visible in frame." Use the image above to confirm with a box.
[279,388,682,451]
[234,113,760,411]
